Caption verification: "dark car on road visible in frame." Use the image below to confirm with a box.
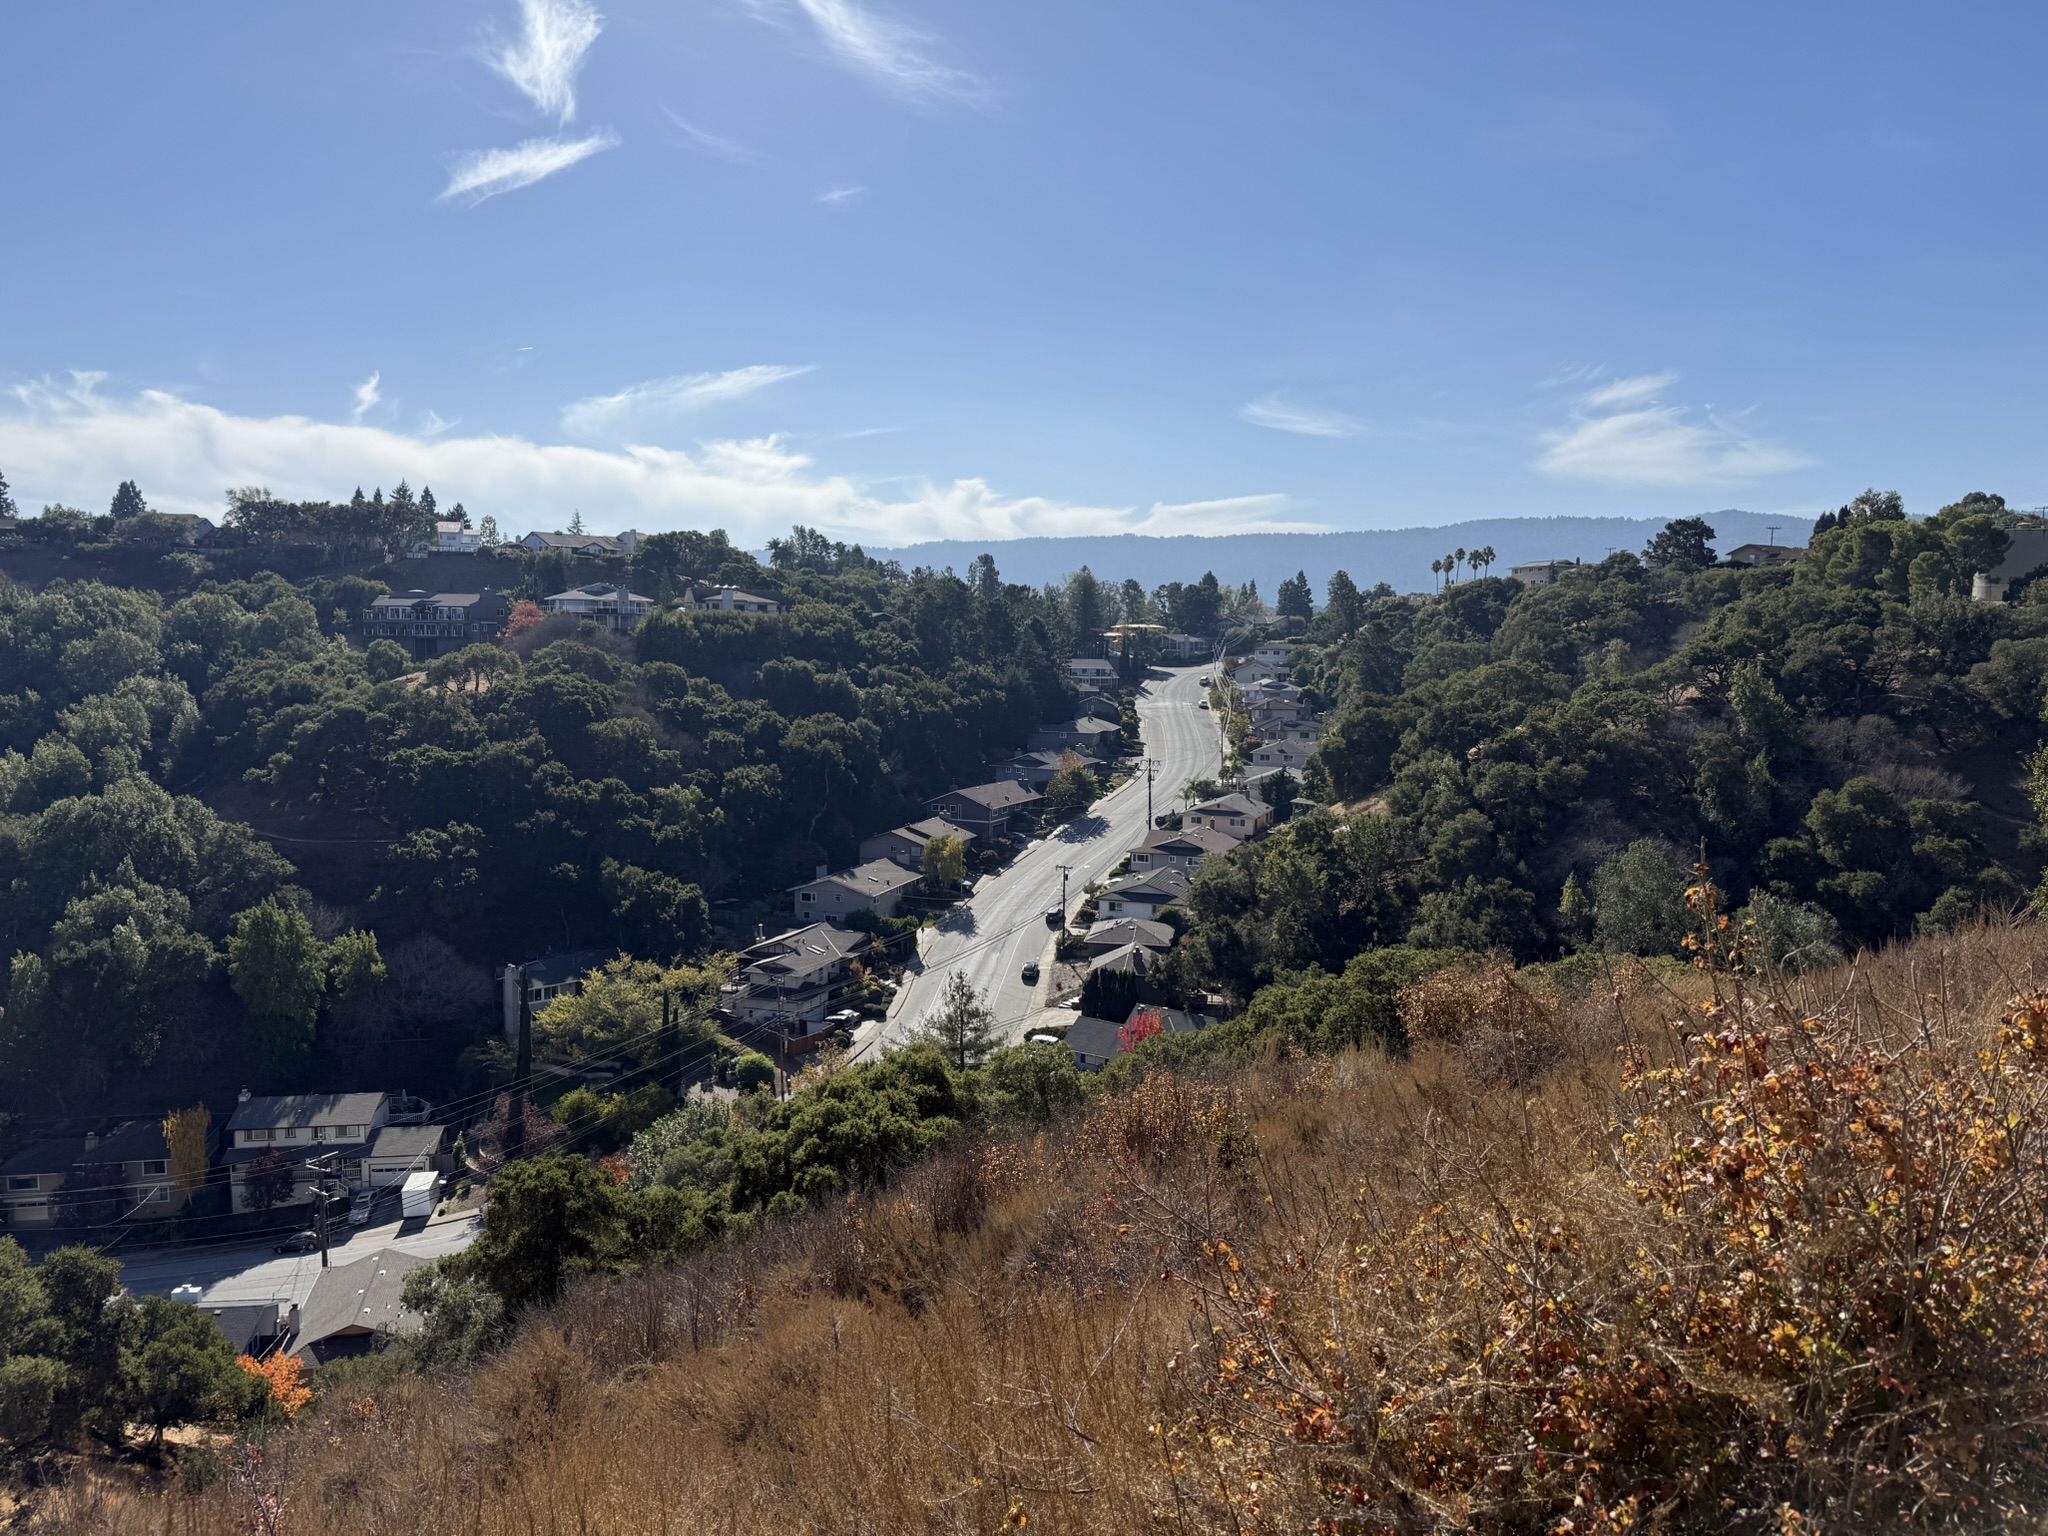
[1021,961,1041,985]
[274,1230,320,1255]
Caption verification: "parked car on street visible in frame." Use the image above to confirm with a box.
[1021,961,1041,985]
[274,1230,320,1255]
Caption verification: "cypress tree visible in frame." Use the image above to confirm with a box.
[109,479,146,520]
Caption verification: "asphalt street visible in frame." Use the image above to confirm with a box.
[855,662,1223,1055]
[111,1208,481,1309]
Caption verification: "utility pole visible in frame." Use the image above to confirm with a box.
[1142,757,1159,826]
[508,967,532,1163]
[1055,864,1073,931]
[309,1151,340,1268]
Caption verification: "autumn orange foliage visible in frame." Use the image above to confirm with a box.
[237,1352,311,1419]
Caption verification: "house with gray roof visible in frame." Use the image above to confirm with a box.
[226,1092,391,1215]
[791,859,921,921]
[290,1248,431,1364]
[859,816,977,870]
[928,780,1045,841]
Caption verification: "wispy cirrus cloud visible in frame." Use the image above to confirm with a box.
[817,185,868,206]
[1537,371,1811,486]
[662,108,761,164]
[1240,395,1362,439]
[350,371,382,423]
[759,0,986,106]
[563,365,817,439]
[490,0,604,124]
[0,375,1299,546]
[440,131,619,204]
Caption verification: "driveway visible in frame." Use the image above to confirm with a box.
[854,662,1222,1054]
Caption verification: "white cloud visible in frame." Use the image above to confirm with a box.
[817,185,868,206]
[0,376,1302,547]
[781,0,985,106]
[1578,372,1676,411]
[440,131,619,204]
[1537,372,1811,486]
[562,365,816,438]
[1239,395,1362,439]
[350,371,382,422]
[661,109,761,164]
[490,0,604,124]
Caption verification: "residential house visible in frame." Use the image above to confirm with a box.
[1,1121,185,1230]
[791,859,921,921]
[1077,694,1124,724]
[1063,1006,1210,1073]
[998,749,1071,788]
[199,1301,288,1357]
[500,951,611,1039]
[1974,526,2048,602]
[1161,633,1210,662]
[859,816,977,871]
[359,590,511,662]
[1510,558,1582,586]
[432,521,482,554]
[290,1248,431,1364]
[1257,718,1321,745]
[1128,824,1239,875]
[520,530,627,556]
[681,583,782,614]
[1066,657,1118,690]
[1087,942,1155,979]
[928,781,1045,841]
[1186,793,1272,839]
[1097,866,1192,921]
[225,1093,391,1215]
[360,1124,450,1189]
[1061,1016,1132,1073]
[1082,917,1176,955]
[1028,717,1122,758]
[1724,543,1806,569]
[725,923,875,1038]
[543,582,655,633]
[1232,657,1289,687]
[1249,739,1314,772]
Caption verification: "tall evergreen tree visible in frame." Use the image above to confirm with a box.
[0,466,16,520]
[108,480,146,520]
[420,485,437,521]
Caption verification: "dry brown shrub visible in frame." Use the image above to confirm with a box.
[25,921,2048,1536]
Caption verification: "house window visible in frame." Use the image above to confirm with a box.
[246,1129,273,1143]
[282,1128,298,1139]
[144,1186,168,1202]
[142,1160,167,1176]
[7,1175,39,1191]
[801,892,814,903]
[311,1126,326,1142]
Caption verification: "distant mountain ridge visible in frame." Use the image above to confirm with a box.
[869,511,1814,595]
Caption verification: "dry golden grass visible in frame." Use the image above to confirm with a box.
[28,923,2048,1535]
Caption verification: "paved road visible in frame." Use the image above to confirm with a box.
[112,1209,481,1310]
[856,662,1223,1054]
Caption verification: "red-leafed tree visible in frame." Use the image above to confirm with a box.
[244,1148,297,1211]
[1119,1007,1165,1055]
[502,601,547,644]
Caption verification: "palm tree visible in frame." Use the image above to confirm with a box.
[1430,557,1444,592]
[1476,544,1495,578]
[1454,547,1468,584]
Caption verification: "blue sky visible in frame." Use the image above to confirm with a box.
[2,2,2043,545]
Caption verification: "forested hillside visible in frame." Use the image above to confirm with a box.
[1161,492,2047,1014]
[0,506,1091,1116]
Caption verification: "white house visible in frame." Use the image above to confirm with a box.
[684,584,782,614]
[1097,867,1191,921]
[544,582,655,633]
[1186,793,1272,839]
[225,1093,390,1215]
[1066,656,1118,690]
[521,530,627,556]
[1510,558,1582,586]
[1250,739,1314,771]
[1128,824,1240,874]
[432,521,482,554]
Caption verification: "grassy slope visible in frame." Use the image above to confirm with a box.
[31,923,2048,1535]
